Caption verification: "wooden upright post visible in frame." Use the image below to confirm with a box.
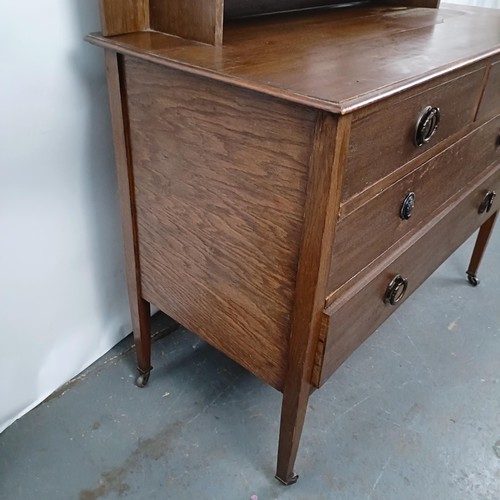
[276,113,351,484]
[99,0,150,36]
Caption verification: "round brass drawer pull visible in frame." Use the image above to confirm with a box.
[400,192,415,220]
[478,190,496,214]
[384,274,408,306]
[415,106,440,147]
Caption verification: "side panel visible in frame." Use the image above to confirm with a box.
[99,0,149,36]
[124,56,318,389]
[149,0,223,45]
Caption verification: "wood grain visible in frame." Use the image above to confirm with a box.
[315,164,500,387]
[329,113,500,294]
[339,120,477,218]
[342,68,485,202]
[88,6,500,114]
[150,0,224,44]
[99,0,149,36]
[476,60,500,122]
[276,113,349,483]
[124,56,317,390]
[104,51,152,374]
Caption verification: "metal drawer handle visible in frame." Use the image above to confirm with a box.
[496,133,500,148]
[478,191,496,214]
[384,274,408,306]
[400,192,415,220]
[415,106,440,147]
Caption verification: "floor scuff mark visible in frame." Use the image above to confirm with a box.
[368,455,392,499]
[448,318,460,332]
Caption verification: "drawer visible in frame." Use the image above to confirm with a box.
[327,114,500,295]
[342,68,486,202]
[477,60,500,123]
[314,165,500,388]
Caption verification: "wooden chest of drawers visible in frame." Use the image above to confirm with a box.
[88,1,500,485]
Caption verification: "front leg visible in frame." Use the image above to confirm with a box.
[105,50,153,386]
[133,298,152,387]
[466,211,498,286]
[276,379,311,485]
[274,113,351,484]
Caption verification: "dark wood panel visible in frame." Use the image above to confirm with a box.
[329,113,500,294]
[88,6,500,114]
[150,0,223,44]
[477,60,500,123]
[383,0,439,7]
[99,0,149,36]
[314,165,500,387]
[124,56,318,390]
[342,68,485,202]
[225,0,356,18]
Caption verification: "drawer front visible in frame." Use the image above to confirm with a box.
[328,114,500,295]
[477,60,500,123]
[314,165,500,387]
[342,68,486,202]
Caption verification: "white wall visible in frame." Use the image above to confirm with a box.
[0,1,132,432]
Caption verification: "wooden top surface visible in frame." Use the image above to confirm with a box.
[87,4,500,113]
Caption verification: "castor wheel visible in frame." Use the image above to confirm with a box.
[135,370,151,388]
[467,273,480,287]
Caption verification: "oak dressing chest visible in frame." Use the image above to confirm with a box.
[87,0,500,484]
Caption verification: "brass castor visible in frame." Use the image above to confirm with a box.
[135,369,151,388]
[275,473,299,486]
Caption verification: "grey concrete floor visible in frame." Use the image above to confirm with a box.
[1,229,500,500]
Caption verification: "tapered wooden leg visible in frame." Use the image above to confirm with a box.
[276,382,311,485]
[132,298,152,387]
[466,212,498,286]
[275,114,351,484]
[105,50,153,386]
